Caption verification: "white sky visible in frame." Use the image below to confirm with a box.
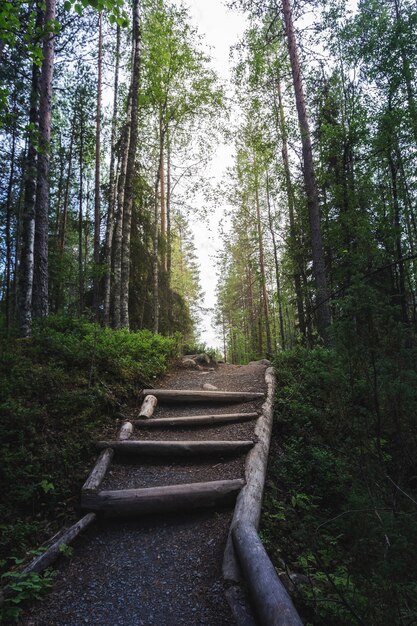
[174,0,247,348]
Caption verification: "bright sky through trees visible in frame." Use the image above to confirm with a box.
[175,0,247,347]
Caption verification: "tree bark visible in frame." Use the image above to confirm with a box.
[120,0,141,329]
[274,77,306,339]
[254,176,272,354]
[5,110,17,333]
[103,24,121,326]
[281,0,331,345]
[19,44,41,336]
[142,389,264,402]
[78,113,84,316]
[82,480,244,517]
[33,0,56,319]
[93,12,103,320]
[266,174,285,350]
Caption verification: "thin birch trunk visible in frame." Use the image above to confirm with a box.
[78,114,84,316]
[255,176,272,354]
[166,127,172,328]
[112,113,132,328]
[5,114,17,333]
[33,0,56,319]
[266,174,285,350]
[19,45,41,336]
[152,122,164,334]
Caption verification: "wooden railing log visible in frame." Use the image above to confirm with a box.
[232,522,303,626]
[223,367,276,582]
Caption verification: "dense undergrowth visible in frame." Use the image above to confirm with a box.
[262,345,417,625]
[0,316,178,571]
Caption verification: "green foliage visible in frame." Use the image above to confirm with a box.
[262,345,417,625]
[0,315,178,568]
[0,569,55,624]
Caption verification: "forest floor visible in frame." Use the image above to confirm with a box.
[20,361,267,626]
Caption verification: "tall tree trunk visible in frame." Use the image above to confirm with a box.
[120,0,141,329]
[254,176,272,355]
[103,24,120,326]
[5,112,17,333]
[266,174,285,350]
[281,0,331,345]
[19,40,41,336]
[160,115,167,273]
[56,113,75,311]
[274,76,306,340]
[93,11,103,319]
[54,135,65,238]
[153,158,162,334]
[388,152,408,325]
[78,114,84,316]
[33,0,56,319]
[166,127,172,329]
[112,97,132,328]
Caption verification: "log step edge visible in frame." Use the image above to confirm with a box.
[133,412,259,427]
[81,478,245,517]
[96,440,255,456]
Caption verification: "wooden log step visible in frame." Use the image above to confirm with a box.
[81,479,245,517]
[142,389,264,403]
[133,412,259,427]
[96,440,255,456]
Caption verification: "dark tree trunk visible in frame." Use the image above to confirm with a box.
[104,24,120,326]
[93,12,103,320]
[274,77,306,340]
[33,0,56,319]
[121,0,141,329]
[281,0,331,345]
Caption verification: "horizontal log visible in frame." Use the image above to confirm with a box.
[81,479,245,517]
[142,389,264,403]
[96,439,255,456]
[133,412,259,428]
[82,448,114,492]
[232,522,303,626]
[139,394,157,418]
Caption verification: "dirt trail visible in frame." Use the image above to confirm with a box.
[22,362,267,626]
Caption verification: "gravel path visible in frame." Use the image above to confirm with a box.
[21,361,267,626]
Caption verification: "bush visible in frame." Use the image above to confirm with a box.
[261,347,417,626]
[0,316,178,567]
